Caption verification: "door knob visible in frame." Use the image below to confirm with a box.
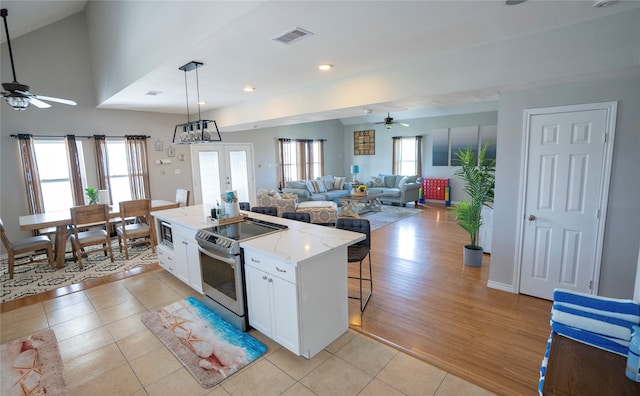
[528,214,536,221]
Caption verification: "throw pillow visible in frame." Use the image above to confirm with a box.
[333,176,345,190]
[313,180,326,193]
[398,176,409,187]
[306,180,326,193]
[370,176,385,187]
[383,175,396,188]
[304,180,315,193]
[317,175,335,191]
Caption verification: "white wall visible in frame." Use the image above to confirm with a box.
[490,73,640,299]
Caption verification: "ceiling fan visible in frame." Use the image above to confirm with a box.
[374,112,410,129]
[1,8,77,111]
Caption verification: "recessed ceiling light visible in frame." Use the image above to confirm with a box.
[198,101,206,105]
[318,64,333,71]
[244,86,256,92]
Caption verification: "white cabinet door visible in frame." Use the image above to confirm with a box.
[185,238,202,293]
[245,254,300,356]
[270,275,299,353]
[173,224,203,293]
[245,265,272,336]
[172,233,190,285]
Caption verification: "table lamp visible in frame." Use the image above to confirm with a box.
[350,165,360,183]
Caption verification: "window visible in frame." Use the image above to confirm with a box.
[392,136,423,176]
[33,139,87,212]
[280,140,299,181]
[106,140,132,204]
[278,139,325,184]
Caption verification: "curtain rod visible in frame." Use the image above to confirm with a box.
[10,134,151,139]
[278,138,327,142]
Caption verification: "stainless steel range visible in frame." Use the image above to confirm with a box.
[195,217,287,331]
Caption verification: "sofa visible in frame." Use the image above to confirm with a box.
[281,175,351,202]
[365,174,421,206]
[255,189,298,216]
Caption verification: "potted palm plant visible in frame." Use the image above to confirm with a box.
[450,143,495,267]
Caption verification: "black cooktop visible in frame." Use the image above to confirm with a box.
[200,217,288,242]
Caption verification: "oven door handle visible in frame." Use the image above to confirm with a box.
[198,246,237,267]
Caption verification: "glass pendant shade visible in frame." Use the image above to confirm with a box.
[5,96,29,111]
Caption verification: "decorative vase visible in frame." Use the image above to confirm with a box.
[463,245,483,267]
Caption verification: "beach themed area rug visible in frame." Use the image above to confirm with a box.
[1,329,69,396]
[142,297,267,388]
[0,238,157,303]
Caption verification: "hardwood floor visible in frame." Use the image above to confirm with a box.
[348,203,552,396]
[2,203,552,395]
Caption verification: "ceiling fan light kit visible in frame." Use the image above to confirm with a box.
[172,61,221,144]
[375,112,410,129]
[1,8,77,111]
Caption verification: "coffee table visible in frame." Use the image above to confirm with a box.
[338,192,383,218]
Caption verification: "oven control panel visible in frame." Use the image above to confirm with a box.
[195,230,233,249]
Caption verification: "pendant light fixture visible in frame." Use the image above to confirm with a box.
[172,61,221,143]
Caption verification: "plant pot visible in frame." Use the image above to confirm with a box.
[463,245,483,267]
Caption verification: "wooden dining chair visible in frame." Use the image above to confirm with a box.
[176,189,190,207]
[70,204,114,270]
[116,199,155,259]
[1,218,55,279]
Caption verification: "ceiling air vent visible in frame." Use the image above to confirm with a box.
[272,27,313,45]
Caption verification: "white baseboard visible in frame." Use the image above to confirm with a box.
[487,280,516,293]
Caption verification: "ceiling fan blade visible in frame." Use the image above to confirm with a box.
[33,94,77,106]
[29,98,52,108]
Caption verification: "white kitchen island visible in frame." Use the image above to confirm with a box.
[151,204,365,359]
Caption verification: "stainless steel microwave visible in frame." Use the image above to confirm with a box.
[159,221,173,248]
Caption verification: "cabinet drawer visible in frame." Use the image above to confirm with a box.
[244,251,296,284]
[157,247,176,274]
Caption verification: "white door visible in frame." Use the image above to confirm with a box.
[190,144,255,206]
[519,102,617,300]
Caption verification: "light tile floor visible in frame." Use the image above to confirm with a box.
[0,269,495,396]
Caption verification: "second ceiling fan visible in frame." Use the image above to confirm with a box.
[374,113,410,129]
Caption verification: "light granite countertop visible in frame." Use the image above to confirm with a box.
[152,204,364,265]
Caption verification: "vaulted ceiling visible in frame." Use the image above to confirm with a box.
[2,0,639,131]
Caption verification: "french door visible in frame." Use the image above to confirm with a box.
[190,144,255,206]
[518,102,617,300]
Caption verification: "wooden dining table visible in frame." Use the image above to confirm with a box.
[18,199,179,268]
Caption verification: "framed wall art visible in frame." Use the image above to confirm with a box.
[354,130,375,155]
